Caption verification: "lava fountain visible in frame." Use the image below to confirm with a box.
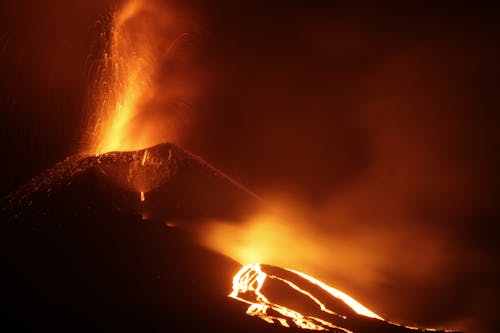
[83,0,197,155]
[84,0,154,154]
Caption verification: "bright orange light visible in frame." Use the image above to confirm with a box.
[201,212,385,287]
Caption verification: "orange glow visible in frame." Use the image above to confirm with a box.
[140,191,145,202]
[164,221,176,228]
[202,212,387,287]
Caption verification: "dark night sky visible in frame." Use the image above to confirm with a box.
[0,1,499,332]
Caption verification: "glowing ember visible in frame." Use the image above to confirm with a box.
[140,191,145,202]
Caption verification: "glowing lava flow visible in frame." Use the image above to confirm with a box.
[229,264,454,333]
[230,264,380,332]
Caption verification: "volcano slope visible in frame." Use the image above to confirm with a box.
[0,143,460,333]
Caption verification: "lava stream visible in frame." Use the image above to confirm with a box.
[229,264,455,333]
[230,264,370,332]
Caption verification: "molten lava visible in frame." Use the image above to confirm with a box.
[230,264,455,333]
[230,264,379,332]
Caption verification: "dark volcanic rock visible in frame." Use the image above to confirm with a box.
[0,143,271,332]
[2,142,262,224]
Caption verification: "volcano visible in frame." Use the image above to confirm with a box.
[0,143,460,332]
